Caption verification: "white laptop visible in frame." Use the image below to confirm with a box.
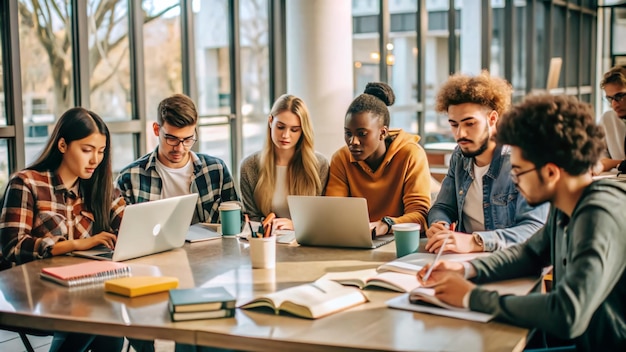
[73,193,198,261]
[287,196,395,249]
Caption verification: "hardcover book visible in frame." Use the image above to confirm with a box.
[171,308,235,322]
[40,261,131,287]
[169,286,236,313]
[239,279,368,319]
[105,276,179,297]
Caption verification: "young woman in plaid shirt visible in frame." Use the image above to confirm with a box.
[0,107,125,351]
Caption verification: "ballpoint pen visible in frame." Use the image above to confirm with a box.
[422,232,451,283]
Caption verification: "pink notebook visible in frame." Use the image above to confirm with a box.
[41,261,131,287]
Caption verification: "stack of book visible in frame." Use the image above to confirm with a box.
[168,286,236,321]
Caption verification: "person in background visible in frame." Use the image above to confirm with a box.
[0,107,125,352]
[239,94,329,230]
[597,65,626,173]
[418,94,626,351]
[325,82,431,236]
[115,93,239,224]
[426,72,548,253]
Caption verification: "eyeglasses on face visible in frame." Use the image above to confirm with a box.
[606,92,626,104]
[160,128,197,147]
[510,167,537,184]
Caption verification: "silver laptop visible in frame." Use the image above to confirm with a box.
[73,193,198,261]
[287,195,394,249]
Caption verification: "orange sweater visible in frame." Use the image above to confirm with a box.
[326,129,431,228]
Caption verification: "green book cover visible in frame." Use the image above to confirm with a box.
[169,287,236,313]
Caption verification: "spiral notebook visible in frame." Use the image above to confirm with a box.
[40,261,131,287]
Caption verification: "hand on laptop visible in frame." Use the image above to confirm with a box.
[272,218,293,230]
[369,221,389,238]
[75,231,117,251]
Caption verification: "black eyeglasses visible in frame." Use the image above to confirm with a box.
[606,92,626,104]
[510,167,537,184]
[160,128,197,147]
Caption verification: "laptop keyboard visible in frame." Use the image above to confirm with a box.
[95,251,114,259]
[372,234,395,248]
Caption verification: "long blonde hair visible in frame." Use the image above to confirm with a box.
[254,94,321,215]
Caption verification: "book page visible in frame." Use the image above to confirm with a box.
[386,294,494,323]
[318,269,378,288]
[241,280,367,319]
[366,272,422,293]
[376,261,424,275]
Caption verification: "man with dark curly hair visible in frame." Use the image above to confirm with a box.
[425,72,548,254]
[418,94,626,351]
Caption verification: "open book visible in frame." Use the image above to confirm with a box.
[239,279,368,319]
[319,268,421,293]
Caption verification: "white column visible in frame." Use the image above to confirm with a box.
[460,1,482,75]
[286,0,354,159]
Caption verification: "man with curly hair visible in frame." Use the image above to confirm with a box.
[598,65,626,173]
[418,94,626,351]
[426,72,548,254]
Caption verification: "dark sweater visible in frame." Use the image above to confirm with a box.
[468,179,626,351]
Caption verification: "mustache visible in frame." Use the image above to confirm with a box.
[457,138,473,143]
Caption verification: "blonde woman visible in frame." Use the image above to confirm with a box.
[240,94,329,230]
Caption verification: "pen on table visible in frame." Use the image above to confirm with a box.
[422,232,451,283]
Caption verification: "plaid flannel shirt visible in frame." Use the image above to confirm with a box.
[115,148,239,224]
[0,170,125,265]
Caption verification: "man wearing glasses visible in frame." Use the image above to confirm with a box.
[598,65,626,173]
[116,93,239,224]
[425,72,548,254]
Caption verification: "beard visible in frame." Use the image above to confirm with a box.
[460,130,490,158]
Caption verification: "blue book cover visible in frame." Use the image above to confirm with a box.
[169,287,236,313]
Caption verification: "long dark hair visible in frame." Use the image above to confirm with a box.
[28,107,113,233]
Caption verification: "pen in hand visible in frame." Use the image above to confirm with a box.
[422,233,451,283]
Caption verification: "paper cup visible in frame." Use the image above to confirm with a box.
[249,236,276,269]
[392,223,421,258]
[219,202,241,236]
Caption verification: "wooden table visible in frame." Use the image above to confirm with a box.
[0,238,530,351]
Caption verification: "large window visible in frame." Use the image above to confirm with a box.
[18,0,72,165]
[88,0,132,121]
[240,0,269,159]
[142,0,181,152]
[0,139,7,196]
[193,0,233,170]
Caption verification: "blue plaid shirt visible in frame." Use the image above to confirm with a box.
[115,148,239,224]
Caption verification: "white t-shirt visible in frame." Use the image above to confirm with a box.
[155,157,194,198]
[462,162,490,233]
[271,166,290,218]
[599,110,626,160]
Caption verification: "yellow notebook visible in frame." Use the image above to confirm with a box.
[105,276,179,297]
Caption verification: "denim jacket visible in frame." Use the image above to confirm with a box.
[428,144,549,251]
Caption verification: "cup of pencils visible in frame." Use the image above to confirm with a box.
[249,213,276,269]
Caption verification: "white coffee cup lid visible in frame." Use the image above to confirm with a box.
[219,202,241,211]
[392,223,421,232]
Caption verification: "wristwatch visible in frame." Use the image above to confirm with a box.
[472,233,484,250]
[381,216,395,234]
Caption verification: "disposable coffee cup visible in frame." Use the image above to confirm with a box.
[249,236,276,269]
[392,223,421,258]
[219,202,242,236]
